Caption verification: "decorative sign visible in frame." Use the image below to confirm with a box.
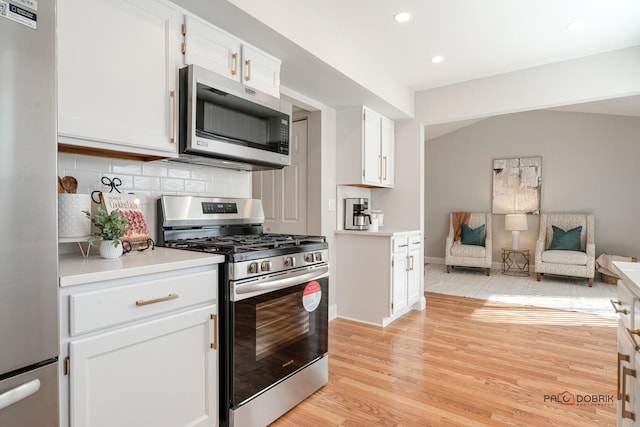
[302,281,322,312]
[99,192,152,252]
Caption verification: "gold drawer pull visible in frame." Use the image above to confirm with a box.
[136,293,179,307]
[618,352,631,400]
[611,299,629,314]
[622,366,637,420]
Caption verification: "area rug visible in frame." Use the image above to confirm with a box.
[424,263,618,317]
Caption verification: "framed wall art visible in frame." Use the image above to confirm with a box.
[492,156,542,214]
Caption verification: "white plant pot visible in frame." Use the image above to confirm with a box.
[99,240,123,259]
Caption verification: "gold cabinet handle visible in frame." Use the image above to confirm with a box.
[410,255,415,271]
[135,293,179,307]
[244,59,251,82]
[210,314,218,349]
[231,52,238,76]
[611,299,629,314]
[170,90,177,143]
[398,244,408,248]
[383,156,387,180]
[622,366,637,420]
[626,328,640,351]
[618,352,631,400]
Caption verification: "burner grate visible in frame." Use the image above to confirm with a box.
[164,233,326,254]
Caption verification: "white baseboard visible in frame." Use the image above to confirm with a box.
[329,303,338,321]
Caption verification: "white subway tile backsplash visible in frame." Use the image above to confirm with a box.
[161,178,184,192]
[168,167,191,179]
[134,176,161,191]
[142,163,168,177]
[76,155,112,173]
[58,153,252,231]
[112,159,142,175]
[206,181,227,195]
[185,180,206,193]
[57,152,77,170]
[190,167,214,181]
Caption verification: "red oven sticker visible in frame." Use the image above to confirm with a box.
[302,281,322,312]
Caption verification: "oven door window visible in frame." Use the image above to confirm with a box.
[231,277,328,406]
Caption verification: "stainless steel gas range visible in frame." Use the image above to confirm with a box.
[157,195,329,427]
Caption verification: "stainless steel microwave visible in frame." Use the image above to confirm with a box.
[177,64,291,170]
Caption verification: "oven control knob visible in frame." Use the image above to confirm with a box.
[314,252,323,262]
[260,261,272,272]
[304,253,314,263]
[248,262,259,274]
[284,256,296,267]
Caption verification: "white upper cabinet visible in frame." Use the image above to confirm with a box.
[183,15,281,97]
[337,106,395,188]
[57,0,182,158]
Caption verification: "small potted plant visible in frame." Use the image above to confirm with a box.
[83,206,132,259]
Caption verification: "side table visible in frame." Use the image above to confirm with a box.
[502,248,530,276]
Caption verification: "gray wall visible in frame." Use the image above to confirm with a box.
[424,109,640,263]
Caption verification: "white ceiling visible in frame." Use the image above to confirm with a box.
[296,0,640,91]
[174,0,640,121]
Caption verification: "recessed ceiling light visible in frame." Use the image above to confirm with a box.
[431,56,444,64]
[565,20,585,31]
[393,12,411,23]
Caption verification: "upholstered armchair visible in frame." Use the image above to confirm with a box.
[535,213,595,286]
[445,212,492,276]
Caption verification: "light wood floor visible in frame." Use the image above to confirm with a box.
[271,292,617,426]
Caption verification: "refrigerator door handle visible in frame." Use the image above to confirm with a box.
[0,379,41,411]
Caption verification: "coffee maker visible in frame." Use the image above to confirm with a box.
[344,198,371,230]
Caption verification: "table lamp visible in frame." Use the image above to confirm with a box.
[505,214,528,250]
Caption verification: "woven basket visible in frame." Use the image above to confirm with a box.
[601,257,637,284]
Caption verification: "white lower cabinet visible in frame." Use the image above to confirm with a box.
[613,262,640,426]
[336,230,423,327]
[59,264,219,427]
[391,233,422,316]
[618,323,637,426]
[70,305,217,427]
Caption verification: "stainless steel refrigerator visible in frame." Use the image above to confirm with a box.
[0,1,59,425]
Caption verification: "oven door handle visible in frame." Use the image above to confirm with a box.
[233,266,329,300]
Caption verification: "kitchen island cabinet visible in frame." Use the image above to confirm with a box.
[612,261,640,426]
[59,248,223,427]
[57,0,183,160]
[335,230,423,327]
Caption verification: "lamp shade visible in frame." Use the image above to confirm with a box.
[504,214,528,231]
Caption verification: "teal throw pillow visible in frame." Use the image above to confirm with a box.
[549,225,582,251]
[461,223,485,246]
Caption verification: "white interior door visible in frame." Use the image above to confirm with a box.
[253,118,308,234]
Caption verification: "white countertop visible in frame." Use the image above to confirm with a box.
[59,247,224,287]
[613,261,640,290]
[335,229,420,237]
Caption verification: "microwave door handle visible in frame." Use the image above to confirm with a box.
[233,266,329,301]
